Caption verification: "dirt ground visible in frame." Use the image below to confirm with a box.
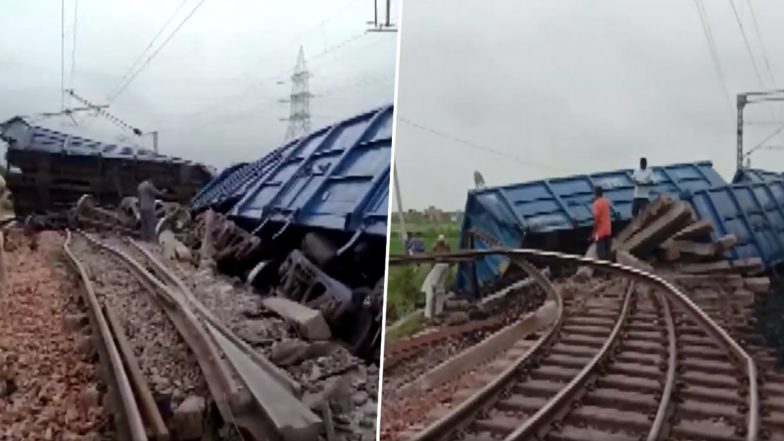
[0,231,106,441]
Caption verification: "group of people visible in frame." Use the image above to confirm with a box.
[591,157,653,261]
[405,232,451,255]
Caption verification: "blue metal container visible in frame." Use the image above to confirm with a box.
[732,168,784,184]
[690,179,784,268]
[193,105,392,238]
[457,161,727,293]
[190,143,294,211]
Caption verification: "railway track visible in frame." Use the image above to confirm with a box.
[387,249,769,441]
[64,230,323,441]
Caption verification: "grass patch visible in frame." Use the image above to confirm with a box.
[385,311,425,342]
[385,220,462,337]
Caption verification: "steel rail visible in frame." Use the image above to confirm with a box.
[81,232,322,441]
[648,291,677,441]
[76,232,252,437]
[408,258,563,441]
[391,248,759,441]
[62,230,148,441]
[505,280,635,441]
[124,238,301,395]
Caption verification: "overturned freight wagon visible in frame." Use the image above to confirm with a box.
[0,116,213,215]
[192,104,393,359]
[457,161,728,295]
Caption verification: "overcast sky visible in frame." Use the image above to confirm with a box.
[0,0,397,168]
[393,0,784,210]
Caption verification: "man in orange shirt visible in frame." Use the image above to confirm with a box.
[592,185,613,261]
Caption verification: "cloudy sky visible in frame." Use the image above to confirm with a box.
[0,0,397,168]
[393,0,784,210]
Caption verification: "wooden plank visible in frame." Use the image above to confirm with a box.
[615,196,676,245]
[670,219,714,241]
[732,257,765,275]
[744,277,771,294]
[716,234,738,254]
[619,202,693,256]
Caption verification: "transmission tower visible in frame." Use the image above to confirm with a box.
[281,47,313,141]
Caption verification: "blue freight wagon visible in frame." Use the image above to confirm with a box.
[192,105,393,360]
[457,161,727,294]
[228,104,393,238]
[0,116,213,215]
[690,178,784,269]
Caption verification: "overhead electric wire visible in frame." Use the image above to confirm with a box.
[60,0,65,111]
[108,0,207,102]
[745,0,776,87]
[107,0,192,99]
[69,0,78,98]
[729,0,767,89]
[398,117,562,173]
[693,0,734,113]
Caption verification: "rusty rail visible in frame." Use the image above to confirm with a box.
[62,230,148,441]
[506,280,635,440]
[80,232,322,441]
[408,259,563,441]
[104,304,170,441]
[649,291,677,441]
[390,248,759,441]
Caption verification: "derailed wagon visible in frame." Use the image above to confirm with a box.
[191,104,393,360]
[0,116,213,215]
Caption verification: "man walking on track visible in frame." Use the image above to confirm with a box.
[632,157,653,217]
[137,178,166,242]
[592,185,613,261]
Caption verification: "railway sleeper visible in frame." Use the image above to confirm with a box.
[671,418,745,441]
[582,387,658,412]
[529,364,582,382]
[678,398,746,424]
[567,404,653,434]
[546,425,643,441]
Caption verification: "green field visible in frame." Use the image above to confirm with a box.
[385,220,461,340]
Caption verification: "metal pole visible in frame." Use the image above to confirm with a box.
[738,98,745,170]
[385,0,391,27]
[151,131,159,153]
[392,161,408,251]
[374,0,378,28]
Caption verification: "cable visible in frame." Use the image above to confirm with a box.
[69,0,78,97]
[182,31,371,118]
[693,0,733,113]
[60,0,65,111]
[729,0,766,89]
[398,117,562,173]
[745,0,776,87]
[109,0,207,102]
[107,0,192,99]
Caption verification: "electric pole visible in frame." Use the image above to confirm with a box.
[393,161,408,251]
[737,89,784,170]
[367,0,397,32]
[281,47,313,142]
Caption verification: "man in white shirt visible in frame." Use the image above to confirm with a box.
[631,157,653,217]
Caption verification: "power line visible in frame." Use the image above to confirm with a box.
[745,0,776,87]
[693,0,733,113]
[398,117,562,173]
[109,0,207,102]
[729,0,766,89]
[107,0,192,99]
[182,31,370,118]
[69,0,78,98]
[60,0,65,111]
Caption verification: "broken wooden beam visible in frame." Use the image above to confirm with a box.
[670,219,714,241]
[615,196,676,244]
[744,276,771,294]
[619,202,694,256]
[716,234,738,254]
